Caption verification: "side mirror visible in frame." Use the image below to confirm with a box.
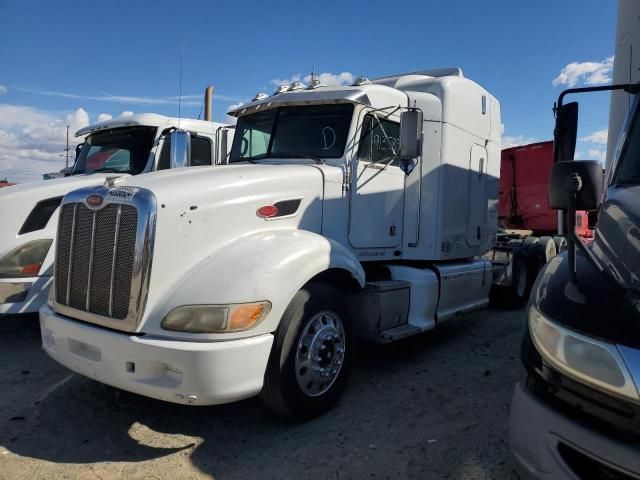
[553,101,579,163]
[75,143,84,161]
[549,160,603,211]
[169,129,191,169]
[217,127,231,165]
[399,109,423,160]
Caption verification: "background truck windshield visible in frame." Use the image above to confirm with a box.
[72,126,157,175]
[229,104,354,162]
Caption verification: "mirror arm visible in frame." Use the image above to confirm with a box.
[556,82,640,111]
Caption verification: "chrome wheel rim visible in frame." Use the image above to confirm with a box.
[295,310,346,397]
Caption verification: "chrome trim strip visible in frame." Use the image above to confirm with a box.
[108,205,122,317]
[65,204,78,305]
[52,185,157,333]
[85,210,97,310]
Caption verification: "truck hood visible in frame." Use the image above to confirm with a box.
[0,173,128,253]
[100,164,327,326]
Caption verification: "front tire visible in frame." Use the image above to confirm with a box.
[260,283,353,420]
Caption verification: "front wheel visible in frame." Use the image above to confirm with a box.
[260,283,353,420]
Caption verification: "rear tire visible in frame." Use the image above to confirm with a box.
[260,283,353,420]
[507,250,530,306]
[538,236,557,263]
[553,236,567,253]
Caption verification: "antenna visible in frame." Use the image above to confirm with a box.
[178,37,184,128]
[65,125,70,169]
[311,64,316,84]
[59,125,71,169]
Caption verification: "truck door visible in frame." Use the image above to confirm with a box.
[349,114,405,248]
[467,144,488,247]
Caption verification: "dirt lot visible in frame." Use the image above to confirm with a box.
[0,307,525,480]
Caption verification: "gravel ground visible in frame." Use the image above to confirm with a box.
[0,307,525,480]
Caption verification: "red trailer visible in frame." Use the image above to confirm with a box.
[488,141,594,304]
[499,141,592,238]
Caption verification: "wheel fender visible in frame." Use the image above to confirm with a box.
[145,229,365,337]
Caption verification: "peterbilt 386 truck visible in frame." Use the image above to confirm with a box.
[0,106,232,315]
[40,68,501,419]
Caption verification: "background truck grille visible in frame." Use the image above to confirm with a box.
[55,203,138,319]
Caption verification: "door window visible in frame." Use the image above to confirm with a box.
[157,134,213,170]
[358,115,400,164]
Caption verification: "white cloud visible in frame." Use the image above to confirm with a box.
[120,111,134,117]
[16,87,243,106]
[579,129,608,145]
[0,85,6,95]
[67,108,89,129]
[224,102,244,125]
[270,71,354,87]
[587,148,606,162]
[501,134,538,149]
[97,113,113,122]
[552,56,613,87]
[0,104,92,184]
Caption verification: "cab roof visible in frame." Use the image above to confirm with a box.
[76,113,229,137]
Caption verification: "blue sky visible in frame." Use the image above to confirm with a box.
[0,0,617,182]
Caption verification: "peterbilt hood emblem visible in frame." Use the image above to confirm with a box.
[86,194,104,208]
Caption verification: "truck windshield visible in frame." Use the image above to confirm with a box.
[229,104,354,162]
[72,126,157,175]
[614,102,640,185]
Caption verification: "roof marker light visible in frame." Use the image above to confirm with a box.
[252,92,268,101]
[275,85,290,94]
[352,77,371,86]
[289,82,305,91]
[307,79,326,89]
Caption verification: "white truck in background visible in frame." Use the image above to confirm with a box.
[40,68,501,419]
[0,104,233,315]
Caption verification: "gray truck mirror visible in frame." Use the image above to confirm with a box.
[170,129,191,169]
[553,101,579,163]
[399,109,423,160]
[548,160,603,211]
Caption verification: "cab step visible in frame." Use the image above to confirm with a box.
[379,324,421,342]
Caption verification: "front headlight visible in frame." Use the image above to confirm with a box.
[0,239,53,278]
[161,301,271,333]
[529,305,640,401]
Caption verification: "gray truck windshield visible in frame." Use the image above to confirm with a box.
[614,102,640,185]
[72,126,157,175]
[229,104,354,162]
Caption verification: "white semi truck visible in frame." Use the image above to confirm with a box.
[0,111,233,315]
[40,68,501,419]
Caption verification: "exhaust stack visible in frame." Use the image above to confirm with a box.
[204,85,214,121]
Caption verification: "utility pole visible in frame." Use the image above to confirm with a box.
[65,125,70,169]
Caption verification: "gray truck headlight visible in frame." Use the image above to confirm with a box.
[529,306,640,401]
[0,239,53,278]
[161,302,271,333]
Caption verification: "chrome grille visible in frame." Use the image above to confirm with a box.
[56,202,139,320]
